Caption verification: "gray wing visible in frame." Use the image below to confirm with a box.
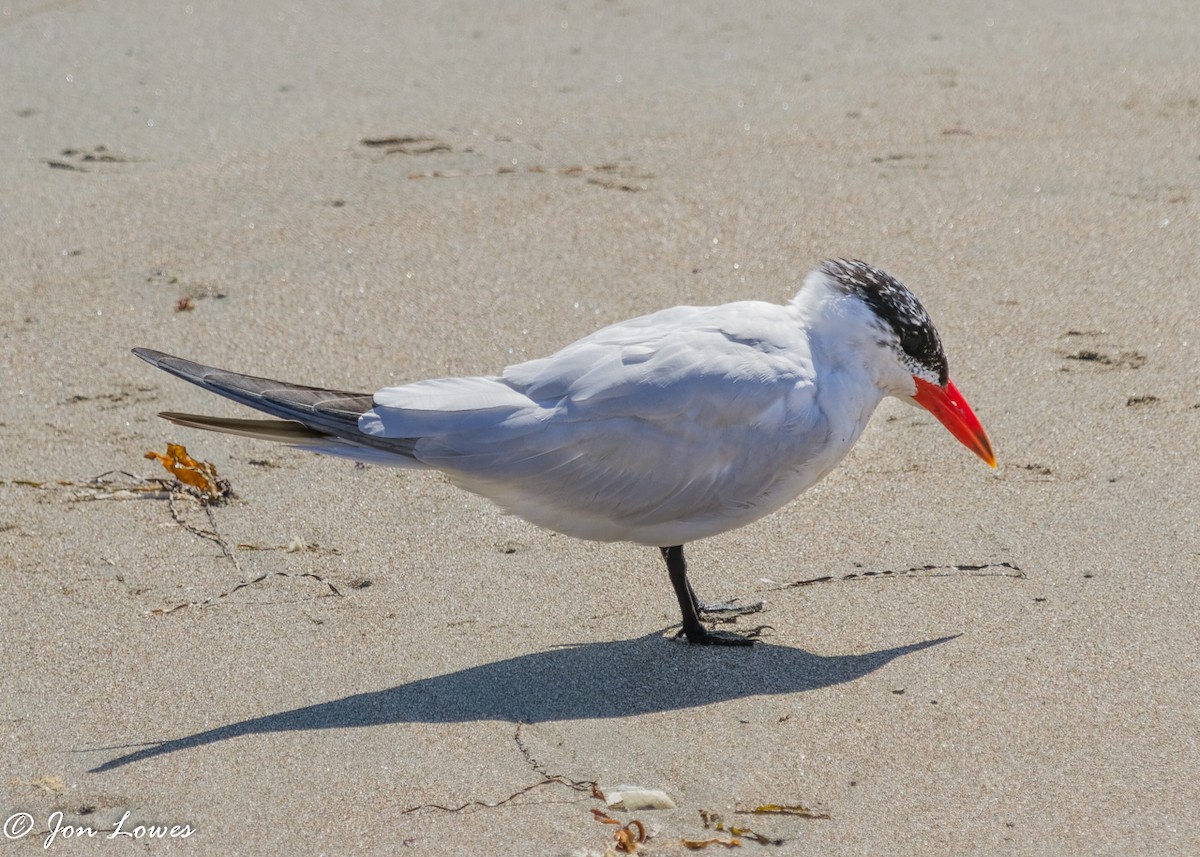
[132,348,418,460]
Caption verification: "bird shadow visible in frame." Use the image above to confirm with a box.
[88,630,958,772]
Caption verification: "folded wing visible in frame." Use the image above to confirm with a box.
[359,304,826,541]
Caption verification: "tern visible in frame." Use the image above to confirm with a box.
[134,259,995,645]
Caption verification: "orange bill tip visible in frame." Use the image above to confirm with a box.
[911,377,997,469]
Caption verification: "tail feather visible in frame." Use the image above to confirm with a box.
[158,412,330,444]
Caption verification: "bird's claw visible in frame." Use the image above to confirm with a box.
[673,624,762,646]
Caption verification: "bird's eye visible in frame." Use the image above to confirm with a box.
[901,328,927,359]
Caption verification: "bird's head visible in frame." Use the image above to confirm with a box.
[809,258,996,468]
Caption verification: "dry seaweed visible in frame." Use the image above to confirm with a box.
[144,443,232,502]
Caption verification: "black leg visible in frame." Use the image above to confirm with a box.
[660,545,756,646]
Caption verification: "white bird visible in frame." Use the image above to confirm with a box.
[134,258,995,645]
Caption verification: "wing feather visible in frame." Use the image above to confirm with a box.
[357,302,827,541]
[132,348,418,459]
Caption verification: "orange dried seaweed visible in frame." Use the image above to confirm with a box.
[681,836,741,850]
[739,803,830,820]
[615,819,646,853]
[145,443,230,501]
[592,810,647,854]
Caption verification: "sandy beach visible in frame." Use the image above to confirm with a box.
[2,1,1198,853]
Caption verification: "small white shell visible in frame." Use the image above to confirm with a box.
[601,785,677,811]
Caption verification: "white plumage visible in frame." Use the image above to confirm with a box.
[135,259,994,645]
